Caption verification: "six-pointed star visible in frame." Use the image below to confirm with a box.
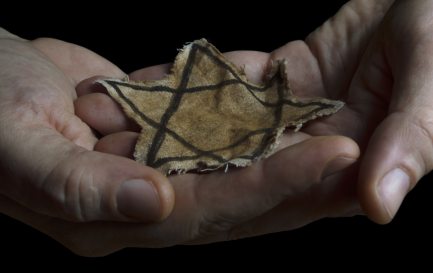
[98,39,343,174]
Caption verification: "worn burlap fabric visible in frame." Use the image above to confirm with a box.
[98,39,343,174]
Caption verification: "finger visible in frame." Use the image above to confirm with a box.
[189,136,359,237]
[76,76,110,97]
[94,131,139,158]
[357,0,433,223]
[0,116,174,223]
[74,92,140,135]
[223,51,270,84]
[270,40,325,98]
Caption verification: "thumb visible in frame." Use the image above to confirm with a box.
[359,4,433,223]
[0,125,174,223]
[359,114,427,224]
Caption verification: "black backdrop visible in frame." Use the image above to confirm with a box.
[0,1,431,264]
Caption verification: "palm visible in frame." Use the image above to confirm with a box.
[29,38,127,149]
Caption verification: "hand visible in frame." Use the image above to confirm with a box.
[0,29,177,247]
[270,0,433,224]
[348,0,433,223]
[0,28,359,256]
[292,0,433,223]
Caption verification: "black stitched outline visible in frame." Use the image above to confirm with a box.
[152,128,272,167]
[146,45,198,165]
[106,78,272,94]
[110,80,281,167]
[107,42,337,169]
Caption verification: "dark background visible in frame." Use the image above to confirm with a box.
[0,1,431,264]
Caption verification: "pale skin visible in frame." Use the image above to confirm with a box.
[0,0,431,256]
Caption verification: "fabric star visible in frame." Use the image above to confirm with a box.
[98,39,343,174]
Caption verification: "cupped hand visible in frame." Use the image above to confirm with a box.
[291,0,433,224]
[0,29,358,256]
[0,29,175,247]
[269,0,433,224]
[350,0,433,223]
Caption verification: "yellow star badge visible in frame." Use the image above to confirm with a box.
[98,39,343,174]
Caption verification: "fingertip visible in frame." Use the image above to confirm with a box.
[95,132,139,158]
[307,135,360,179]
[357,152,394,224]
[131,164,176,221]
[326,135,360,158]
[94,134,175,221]
[357,117,419,224]
[223,51,270,84]
[149,170,175,221]
[358,178,394,224]
[116,168,175,222]
[299,135,360,166]
[74,92,140,135]
[359,167,412,224]
[76,76,110,97]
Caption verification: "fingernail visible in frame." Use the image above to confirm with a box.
[378,168,410,219]
[322,157,356,179]
[117,179,160,222]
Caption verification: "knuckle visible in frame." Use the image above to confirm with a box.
[413,115,433,142]
[192,212,238,240]
[41,151,99,222]
[41,163,83,222]
[412,114,433,170]
[60,165,88,222]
